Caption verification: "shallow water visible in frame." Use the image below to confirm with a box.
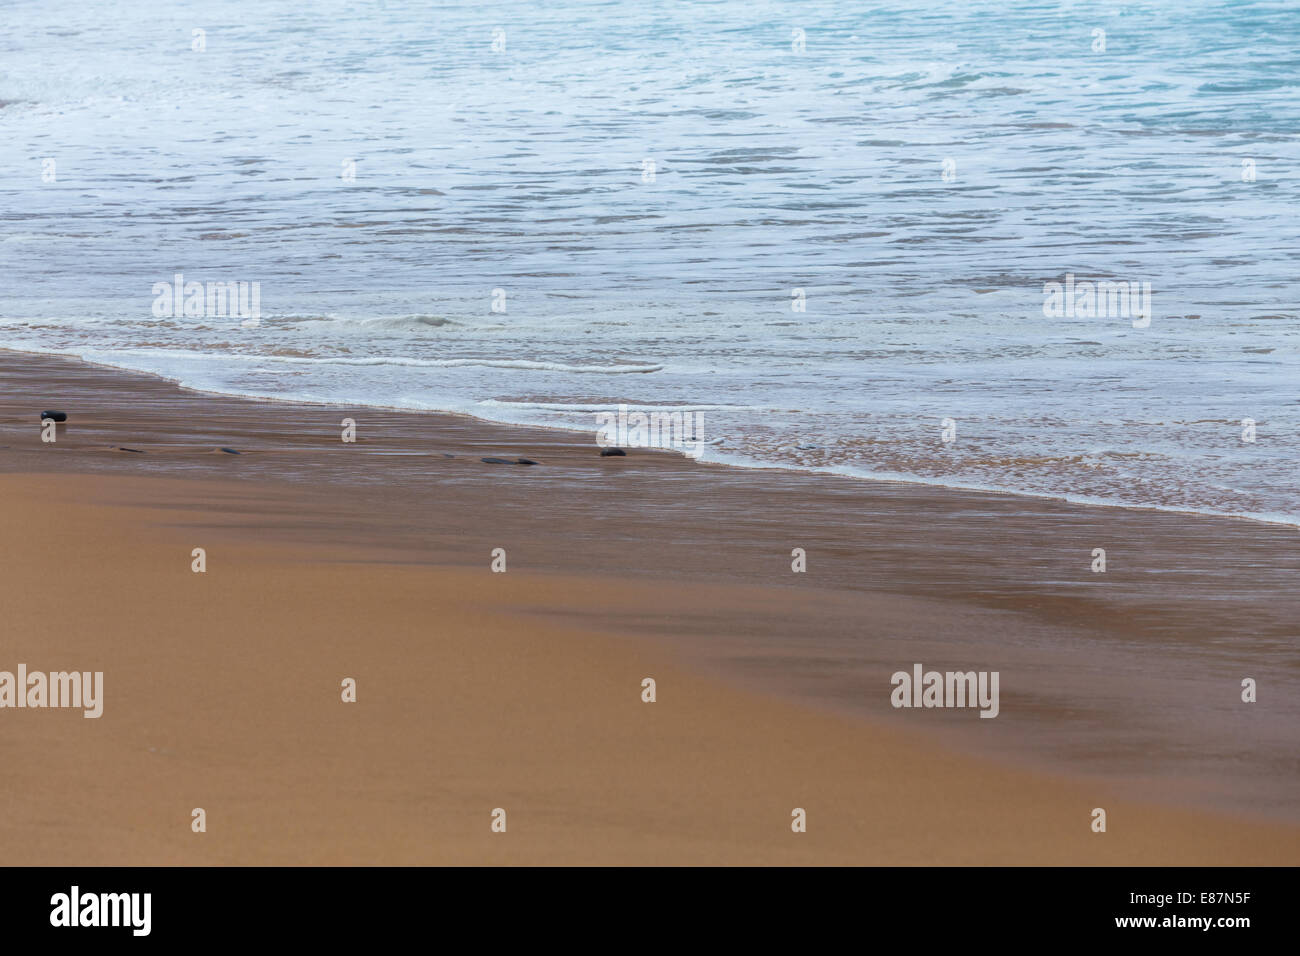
[2,0,1297,521]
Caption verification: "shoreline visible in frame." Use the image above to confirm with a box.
[2,348,1297,863]
[6,344,1296,530]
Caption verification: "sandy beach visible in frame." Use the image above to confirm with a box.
[0,348,1295,865]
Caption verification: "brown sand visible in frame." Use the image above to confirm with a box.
[0,349,1296,864]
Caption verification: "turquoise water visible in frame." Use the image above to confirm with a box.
[1,0,1297,520]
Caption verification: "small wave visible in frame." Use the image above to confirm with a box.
[478,400,761,412]
[361,315,458,329]
[287,314,459,330]
[266,355,663,374]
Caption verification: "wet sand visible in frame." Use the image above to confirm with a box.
[0,349,1296,864]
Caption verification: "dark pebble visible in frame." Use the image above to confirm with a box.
[117,446,144,453]
[481,457,514,464]
[219,447,241,454]
[515,458,538,466]
[600,447,627,457]
[41,410,67,423]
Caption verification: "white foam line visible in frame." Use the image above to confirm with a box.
[46,346,664,375]
[479,399,765,412]
[694,445,1300,529]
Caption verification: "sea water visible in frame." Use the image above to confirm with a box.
[1,0,1296,522]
